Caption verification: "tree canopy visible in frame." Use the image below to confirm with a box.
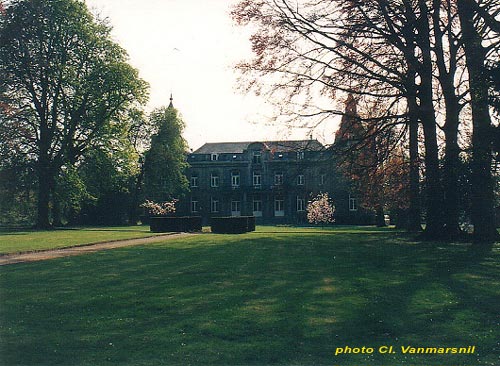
[233,0,500,243]
[142,104,189,203]
[0,0,149,227]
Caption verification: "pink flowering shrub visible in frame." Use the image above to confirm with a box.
[141,199,177,216]
[307,193,335,225]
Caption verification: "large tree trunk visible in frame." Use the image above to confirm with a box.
[416,0,444,239]
[443,116,462,239]
[433,0,462,240]
[406,82,422,232]
[457,0,498,244]
[375,205,386,227]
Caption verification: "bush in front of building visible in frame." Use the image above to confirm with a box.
[150,216,202,232]
[211,216,256,234]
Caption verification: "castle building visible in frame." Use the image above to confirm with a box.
[177,139,374,225]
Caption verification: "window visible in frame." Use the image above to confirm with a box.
[231,200,241,216]
[297,174,305,186]
[297,197,306,212]
[191,200,199,213]
[274,199,285,217]
[349,194,358,211]
[210,173,219,188]
[253,172,262,187]
[252,151,262,164]
[274,172,283,185]
[297,151,304,160]
[211,153,218,161]
[190,175,198,188]
[319,173,326,186]
[211,198,219,213]
[253,199,263,217]
[231,171,240,188]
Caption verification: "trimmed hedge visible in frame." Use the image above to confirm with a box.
[211,216,256,234]
[150,216,202,233]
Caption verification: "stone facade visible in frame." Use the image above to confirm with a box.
[178,139,374,225]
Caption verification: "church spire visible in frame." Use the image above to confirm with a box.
[168,93,174,108]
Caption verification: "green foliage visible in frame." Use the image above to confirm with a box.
[0,0,149,227]
[143,106,189,201]
[76,147,139,225]
[0,157,37,226]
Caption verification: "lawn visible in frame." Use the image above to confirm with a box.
[0,227,498,366]
[0,226,165,254]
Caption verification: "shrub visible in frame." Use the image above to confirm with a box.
[150,216,202,232]
[211,216,256,234]
[307,193,335,226]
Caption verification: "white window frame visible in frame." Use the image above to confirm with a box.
[297,151,305,160]
[274,172,283,185]
[231,171,240,188]
[191,200,199,213]
[252,151,262,164]
[211,153,218,161]
[274,199,285,217]
[319,173,326,186]
[210,173,219,188]
[253,171,262,187]
[297,197,306,212]
[210,198,219,213]
[231,200,241,216]
[190,175,198,188]
[349,194,358,211]
[297,174,305,186]
[253,199,263,217]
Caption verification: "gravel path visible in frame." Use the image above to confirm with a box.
[0,232,195,266]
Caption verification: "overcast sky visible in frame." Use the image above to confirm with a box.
[84,0,336,150]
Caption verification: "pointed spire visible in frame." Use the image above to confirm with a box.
[168,93,174,108]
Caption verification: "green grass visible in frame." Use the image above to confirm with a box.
[0,227,498,365]
[0,226,162,254]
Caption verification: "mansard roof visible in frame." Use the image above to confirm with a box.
[192,139,324,154]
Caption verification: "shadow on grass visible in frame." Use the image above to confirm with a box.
[0,231,498,366]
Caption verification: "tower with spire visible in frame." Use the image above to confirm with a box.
[168,93,174,108]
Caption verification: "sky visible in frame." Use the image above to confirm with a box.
[84,0,337,150]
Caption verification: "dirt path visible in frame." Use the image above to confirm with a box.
[0,232,196,266]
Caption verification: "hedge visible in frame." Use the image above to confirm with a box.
[211,216,256,234]
[150,216,202,233]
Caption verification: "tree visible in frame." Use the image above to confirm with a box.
[142,103,189,203]
[457,0,500,243]
[232,0,432,235]
[233,0,500,242]
[335,95,410,227]
[0,0,148,228]
[307,193,335,226]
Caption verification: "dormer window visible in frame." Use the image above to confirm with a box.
[211,153,218,161]
[252,151,262,164]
